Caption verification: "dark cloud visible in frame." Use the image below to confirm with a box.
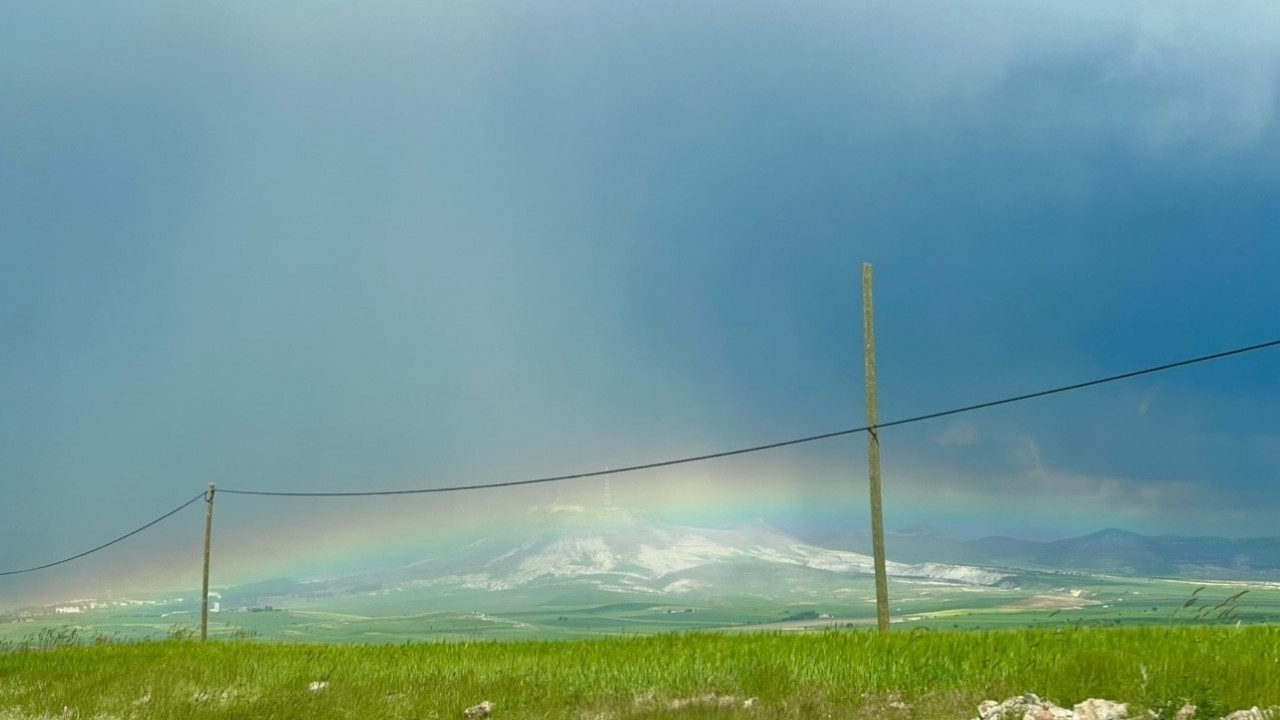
[3,1,1280,606]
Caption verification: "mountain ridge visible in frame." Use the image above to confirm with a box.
[227,510,1012,608]
[802,526,1280,579]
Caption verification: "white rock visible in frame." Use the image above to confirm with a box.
[1222,708,1269,720]
[465,700,494,718]
[1073,698,1128,720]
[1028,704,1074,720]
[308,681,329,693]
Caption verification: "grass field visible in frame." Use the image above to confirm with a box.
[1,626,1278,720]
[7,573,1277,644]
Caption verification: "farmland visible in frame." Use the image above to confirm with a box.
[4,573,1279,644]
[2,626,1279,720]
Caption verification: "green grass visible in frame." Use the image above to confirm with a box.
[2,626,1278,719]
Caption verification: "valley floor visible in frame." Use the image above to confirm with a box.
[6,573,1280,643]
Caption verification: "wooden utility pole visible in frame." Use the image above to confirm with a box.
[863,263,890,633]
[201,483,215,641]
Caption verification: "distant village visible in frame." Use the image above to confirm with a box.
[0,591,281,624]
[1,596,189,623]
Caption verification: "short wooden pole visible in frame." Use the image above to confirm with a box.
[201,483,215,641]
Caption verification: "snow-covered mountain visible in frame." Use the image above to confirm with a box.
[365,507,1008,599]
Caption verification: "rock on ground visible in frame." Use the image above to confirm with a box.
[978,695,1278,720]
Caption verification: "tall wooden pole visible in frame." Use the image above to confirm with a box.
[201,483,215,641]
[863,263,890,633]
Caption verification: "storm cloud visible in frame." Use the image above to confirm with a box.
[2,1,1278,606]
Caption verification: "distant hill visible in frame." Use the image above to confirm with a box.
[228,509,1010,608]
[215,514,1280,614]
[805,527,1280,579]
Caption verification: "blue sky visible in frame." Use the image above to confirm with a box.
[2,1,1279,605]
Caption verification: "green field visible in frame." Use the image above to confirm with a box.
[6,573,1277,644]
[2,626,1278,719]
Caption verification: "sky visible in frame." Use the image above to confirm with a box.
[2,1,1279,607]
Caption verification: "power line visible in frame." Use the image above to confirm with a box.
[2,337,1276,578]
[875,337,1280,431]
[0,491,207,577]
[220,337,1280,498]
